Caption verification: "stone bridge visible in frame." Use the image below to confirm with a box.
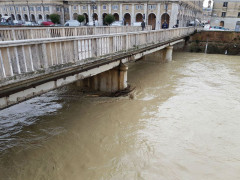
[0,27,196,109]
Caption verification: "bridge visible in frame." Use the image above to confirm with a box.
[0,26,196,109]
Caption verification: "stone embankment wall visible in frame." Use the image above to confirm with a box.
[186,31,240,55]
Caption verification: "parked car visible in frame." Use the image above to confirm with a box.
[209,26,229,31]
[24,21,39,26]
[87,21,99,26]
[111,21,123,26]
[133,22,142,26]
[0,16,14,25]
[64,20,80,26]
[41,21,54,26]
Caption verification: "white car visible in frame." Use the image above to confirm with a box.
[87,21,99,26]
[64,20,80,27]
[133,22,142,26]
[111,21,123,26]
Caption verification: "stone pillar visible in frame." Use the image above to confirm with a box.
[165,46,173,62]
[88,4,92,22]
[78,5,81,15]
[108,3,111,14]
[144,3,147,25]
[120,4,123,22]
[156,3,161,30]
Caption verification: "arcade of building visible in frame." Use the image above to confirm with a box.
[0,0,203,29]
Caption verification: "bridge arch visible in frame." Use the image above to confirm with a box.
[148,13,156,30]
[124,13,131,25]
[136,13,143,22]
[161,13,170,28]
[113,13,119,21]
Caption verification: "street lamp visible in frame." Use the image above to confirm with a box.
[91,0,96,26]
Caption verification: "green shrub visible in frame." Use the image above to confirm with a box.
[49,14,60,24]
[77,15,85,24]
[104,14,115,25]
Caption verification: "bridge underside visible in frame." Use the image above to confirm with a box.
[0,39,184,109]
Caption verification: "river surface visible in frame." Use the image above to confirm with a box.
[0,52,240,180]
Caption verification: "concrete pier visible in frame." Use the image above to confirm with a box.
[76,63,128,92]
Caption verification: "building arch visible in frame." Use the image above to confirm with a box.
[113,13,119,21]
[17,14,21,21]
[83,13,89,24]
[220,21,224,27]
[93,13,98,21]
[148,13,156,30]
[4,14,8,16]
[73,13,78,20]
[102,13,107,25]
[38,14,43,20]
[136,13,143,22]
[0,14,2,19]
[235,21,240,32]
[11,14,15,20]
[124,13,131,25]
[24,14,28,21]
[31,14,36,22]
[46,14,50,21]
[161,13,170,28]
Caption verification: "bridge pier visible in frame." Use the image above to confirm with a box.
[76,63,128,93]
[165,46,173,62]
[141,45,174,63]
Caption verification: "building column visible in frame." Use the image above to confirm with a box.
[156,3,161,30]
[108,3,111,14]
[88,4,93,22]
[120,4,123,22]
[78,5,81,15]
[98,3,102,25]
[131,4,135,25]
[165,46,173,62]
[69,5,72,20]
[144,3,147,25]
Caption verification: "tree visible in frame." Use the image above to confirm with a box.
[49,14,60,24]
[104,14,115,26]
[77,15,85,24]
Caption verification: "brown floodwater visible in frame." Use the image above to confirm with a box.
[0,52,240,180]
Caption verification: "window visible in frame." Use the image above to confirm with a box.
[92,5,97,10]
[44,6,49,11]
[56,7,60,12]
[23,7,26,11]
[103,5,107,10]
[73,5,77,10]
[82,6,87,10]
[238,12,240,17]
[125,5,129,10]
[164,4,168,10]
[223,2,228,7]
[222,12,226,17]
[16,7,18,11]
[30,7,34,11]
[148,5,156,10]
[112,5,118,10]
[9,7,13,11]
[136,5,143,10]
[37,6,41,11]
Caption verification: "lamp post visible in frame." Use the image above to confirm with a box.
[91,0,96,26]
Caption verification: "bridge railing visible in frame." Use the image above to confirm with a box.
[0,27,194,80]
[0,26,152,41]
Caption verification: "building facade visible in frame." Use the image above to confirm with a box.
[210,0,240,31]
[0,0,203,29]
